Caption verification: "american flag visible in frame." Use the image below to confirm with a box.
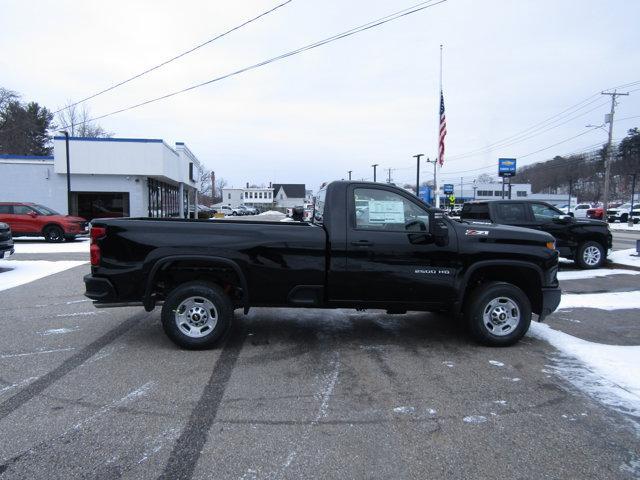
[438,90,447,166]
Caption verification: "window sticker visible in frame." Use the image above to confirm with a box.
[368,200,405,224]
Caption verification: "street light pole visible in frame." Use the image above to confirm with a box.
[348,170,352,180]
[371,164,379,182]
[413,154,424,197]
[59,131,71,215]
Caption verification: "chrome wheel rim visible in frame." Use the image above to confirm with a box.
[583,246,601,266]
[482,297,520,336]
[174,296,218,338]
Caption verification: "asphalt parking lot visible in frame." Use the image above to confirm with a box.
[1,231,639,479]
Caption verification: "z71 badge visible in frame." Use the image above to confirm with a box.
[465,229,489,236]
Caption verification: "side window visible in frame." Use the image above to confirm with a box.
[461,203,490,220]
[495,203,528,222]
[531,203,561,221]
[0,205,12,214]
[353,188,429,231]
[13,205,33,215]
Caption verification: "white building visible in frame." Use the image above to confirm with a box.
[273,184,306,208]
[0,136,202,220]
[219,186,274,208]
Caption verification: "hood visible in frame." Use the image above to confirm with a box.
[574,217,607,226]
[456,221,554,244]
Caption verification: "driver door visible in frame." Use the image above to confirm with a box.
[528,202,571,252]
[345,185,458,307]
[11,205,39,234]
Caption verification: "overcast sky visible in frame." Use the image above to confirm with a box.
[2,0,639,191]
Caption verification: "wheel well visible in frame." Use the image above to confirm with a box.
[576,235,607,254]
[462,266,542,315]
[150,259,245,308]
[41,223,63,234]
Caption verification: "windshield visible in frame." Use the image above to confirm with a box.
[31,204,60,215]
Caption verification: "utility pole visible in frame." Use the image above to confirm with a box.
[601,90,629,218]
[568,178,573,215]
[413,154,424,196]
[371,164,379,182]
[348,170,352,180]
[460,176,463,202]
[58,130,71,214]
[386,168,393,184]
[425,157,437,206]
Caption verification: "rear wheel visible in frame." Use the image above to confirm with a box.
[575,241,605,269]
[161,282,233,349]
[465,282,531,347]
[621,213,628,223]
[44,225,64,243]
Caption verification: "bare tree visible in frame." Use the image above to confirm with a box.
[56,101,113,137]
[476,173,496,184]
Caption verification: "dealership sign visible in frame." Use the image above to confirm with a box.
[443,184,454,194]
[498,158,517,177]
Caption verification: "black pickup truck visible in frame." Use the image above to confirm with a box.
[460,200,612,269]
[84,181,561,349]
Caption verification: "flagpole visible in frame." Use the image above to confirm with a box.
[435,44,443,209]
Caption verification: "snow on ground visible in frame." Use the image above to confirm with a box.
[557,268,640,281]
[528,323,640,418]
[558,291,640,311]
[608,222,640,231]
[12,239,89,254]
[0,260,87,292]
[259,210,285,216]
[609,248,640,269]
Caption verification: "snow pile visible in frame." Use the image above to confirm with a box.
[608,223,640,231]
[609,248,640,268]
[557,268,639,281]
[528,323,640,416]
[0,260,87,292]
[13,239,89,254]
[259,210,284,216]
[558,291,640,310]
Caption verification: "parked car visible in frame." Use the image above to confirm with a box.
[84,181,561,349]
[571,203,591,218]
[237,205,258,216]
[460,200,612,269]
[586,207,604,220]
[0,222,14,259]
[0,202,89,242]
[607,203,640,223]
[216,205,238,216]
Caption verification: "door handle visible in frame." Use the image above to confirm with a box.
[351,240,374,247]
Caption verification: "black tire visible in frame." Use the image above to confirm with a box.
[44,225,64,243]
[161,282,233,349]
[621,213,628,223]
[64,235,77,242]
[231,211,238,216]
[575,240,605,269]
[465,282,531,347]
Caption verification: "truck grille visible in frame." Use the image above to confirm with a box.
[0,230,11,242]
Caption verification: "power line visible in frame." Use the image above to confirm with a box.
[53,0,295,115]
[60,0,447,130]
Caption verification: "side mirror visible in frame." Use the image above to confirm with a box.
[292,206,304,221]
[28,211,38,217]
[554,214,572,223]
[430,212,449,246]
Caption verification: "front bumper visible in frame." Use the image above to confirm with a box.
[84,274,117,301]
[538,286,561,321]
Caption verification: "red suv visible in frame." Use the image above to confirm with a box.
[0,203,88,242]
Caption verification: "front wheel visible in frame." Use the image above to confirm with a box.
[575,241,605,269]
[465,282,531,347]
[44,225,64,243]
[621,213,629,223]
[161,282,233,349]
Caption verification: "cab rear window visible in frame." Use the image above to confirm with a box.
[461,203,490,220]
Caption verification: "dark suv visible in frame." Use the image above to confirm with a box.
[0,222,14,258]
[461,200,612,269]
[0,203,88,242]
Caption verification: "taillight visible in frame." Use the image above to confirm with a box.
[90,227,106,266]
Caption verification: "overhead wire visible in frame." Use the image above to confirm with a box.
[53,0,295,115]
[59,0,447,130]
